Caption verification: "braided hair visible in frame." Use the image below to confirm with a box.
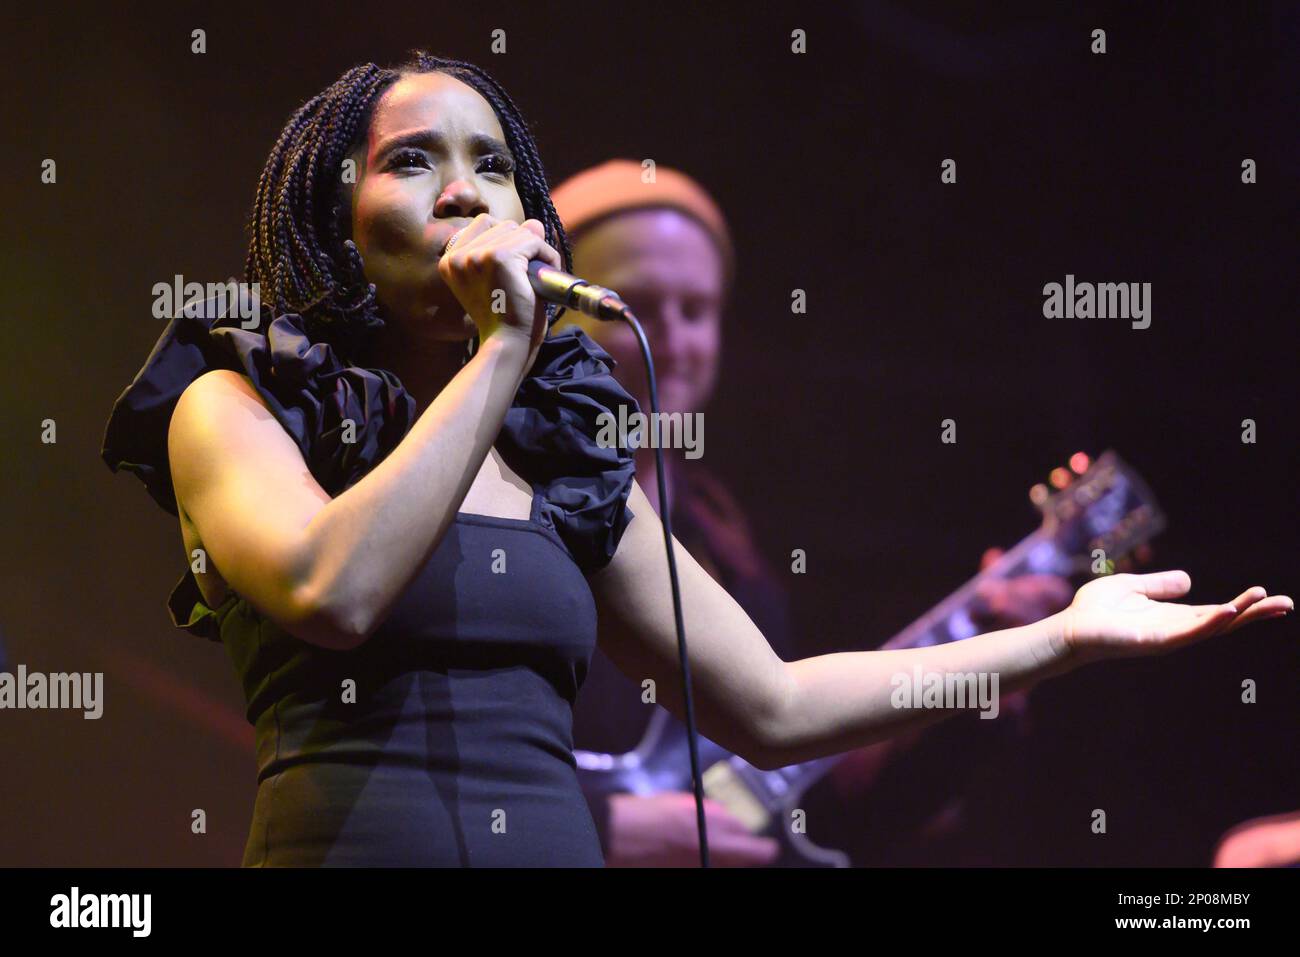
[243,50,573,362]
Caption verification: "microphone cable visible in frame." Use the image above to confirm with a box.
[620,308,710,868]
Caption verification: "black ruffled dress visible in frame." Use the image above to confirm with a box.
[102,299,638,867]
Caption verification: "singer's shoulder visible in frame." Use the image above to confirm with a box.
[167,364,324,552]
[168,368,285,472]
[173,368,267,427]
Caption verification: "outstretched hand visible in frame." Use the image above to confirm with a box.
[1060,571,1292,664]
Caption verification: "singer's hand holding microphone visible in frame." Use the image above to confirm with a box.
[437,214,562,370]
[439,214,629,381]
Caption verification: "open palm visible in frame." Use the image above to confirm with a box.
[1062,571,1291,663]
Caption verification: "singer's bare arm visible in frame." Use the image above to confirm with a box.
[587,480,1291,770]
[168,331,531,650]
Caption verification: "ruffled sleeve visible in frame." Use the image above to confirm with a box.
[100,302,418,513]
[164,563,233,641]
[496,325,638,574]
[102,300,637,638]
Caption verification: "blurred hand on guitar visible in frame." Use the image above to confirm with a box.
[971,547,1074,631]
[605,792,779,867]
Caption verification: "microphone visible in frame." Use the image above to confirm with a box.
[527,260,628,321]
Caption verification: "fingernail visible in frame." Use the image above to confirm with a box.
[1222,605,1239,614]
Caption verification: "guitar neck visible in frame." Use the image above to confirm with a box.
[762,526,1072,799]
[880,528,1068,651]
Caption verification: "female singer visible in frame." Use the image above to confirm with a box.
[103,52,1291,866]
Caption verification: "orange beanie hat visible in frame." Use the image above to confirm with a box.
[550,159,735,284]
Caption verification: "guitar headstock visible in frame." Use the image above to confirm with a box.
[1029,450,1165,574]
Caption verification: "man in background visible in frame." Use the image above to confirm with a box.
[552,160,1071,866]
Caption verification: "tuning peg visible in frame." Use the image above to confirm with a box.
[1069,451,1091,475]
[1049,466,1072,490]
[1029,482,1050,507]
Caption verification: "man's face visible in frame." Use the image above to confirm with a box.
[566,208,724,416]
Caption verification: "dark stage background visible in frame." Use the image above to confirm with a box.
[2,2,1295,866]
